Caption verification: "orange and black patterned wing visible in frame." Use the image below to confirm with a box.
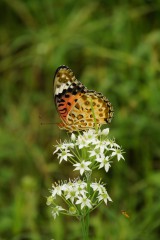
[53,65,87,130]
[53,65,114,132]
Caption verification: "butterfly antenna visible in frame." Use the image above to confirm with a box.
[39,114,58,126]
[40,122,58,125]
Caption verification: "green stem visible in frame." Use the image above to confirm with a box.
[81,216,86,239]
[85,212,89,240]
[90,98,98,132]
[81,215,89,240]
[80,171,92,239]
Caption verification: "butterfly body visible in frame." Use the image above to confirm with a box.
[53,65,114,132]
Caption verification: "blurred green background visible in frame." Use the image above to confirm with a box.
[1,0,160,239]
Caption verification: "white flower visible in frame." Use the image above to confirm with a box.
[91,182,106,193]
[94,140,108,152]
[53,141,66,154]
[95,153,104,163]
[104,162,111,172]
[97,192,112,205]
[75,180,87,196]
[57,149,73,163]
[73,160,92,175]
[96,155,111,172]
[108,139,120,149]
[61,183,68,191]
[111,148,125,161]
[63,180,88,201]
[53,140,74,155]
[89,148,104,158]
[98,128,109,136]
[76,180,87,189]
[63,142,74,148]
[82,129,99,145]
[71,133,76,142]
[65,188,79,203]
[76,196,92,209]
[51,184,63,198]
[76,135,90,149]
[52,206,64,219]
[83,129,96,137]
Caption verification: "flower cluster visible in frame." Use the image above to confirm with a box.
[54,128,124,175]
[47,128,124,220]
[47,179,112,219]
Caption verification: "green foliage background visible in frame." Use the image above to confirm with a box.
[0,0,160,239]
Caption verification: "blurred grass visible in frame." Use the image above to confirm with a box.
[0,0,160,239]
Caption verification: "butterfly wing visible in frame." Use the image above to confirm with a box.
[53,65,87,125]
[53,65,114,132]
[67,90,113,131]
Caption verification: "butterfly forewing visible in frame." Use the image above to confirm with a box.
[53,65,114,132]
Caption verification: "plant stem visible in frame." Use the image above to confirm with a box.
[85,212,89,240]
[80,171,92,239]
[81,215,89,240]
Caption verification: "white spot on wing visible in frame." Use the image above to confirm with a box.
[55,83,69,95]
[55,80,74,95]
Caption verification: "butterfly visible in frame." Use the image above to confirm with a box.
[53,65,114,132]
